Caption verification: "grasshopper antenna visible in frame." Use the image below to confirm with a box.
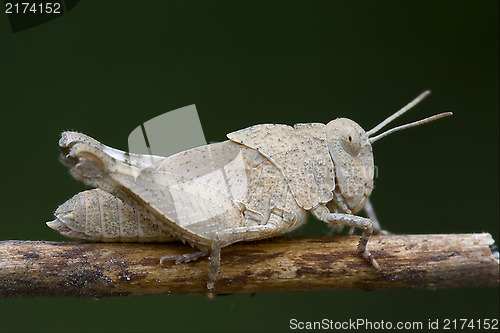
[367,90,432,136]
[369,112,453,143]
[367,90,452,143]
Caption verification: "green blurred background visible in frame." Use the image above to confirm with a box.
[0,1,498,332]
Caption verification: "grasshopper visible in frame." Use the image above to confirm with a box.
[49,90,451,297]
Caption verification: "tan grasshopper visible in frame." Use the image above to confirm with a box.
[48,90,451,297]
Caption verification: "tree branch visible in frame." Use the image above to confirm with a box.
[0,233,498,298]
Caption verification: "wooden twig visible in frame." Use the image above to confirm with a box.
[0,233,498,298]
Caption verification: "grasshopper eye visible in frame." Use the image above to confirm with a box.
[340,128,363,156]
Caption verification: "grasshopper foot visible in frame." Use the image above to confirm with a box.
[360,249,380,270]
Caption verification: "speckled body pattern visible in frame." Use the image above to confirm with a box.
[52,120,377,296]
[50,92,450,296]
[48,189,174,242]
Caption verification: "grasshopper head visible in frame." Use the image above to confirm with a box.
[326,90,452,214]
[326,118,374,213]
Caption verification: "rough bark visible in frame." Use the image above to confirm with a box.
[0,233,498,298]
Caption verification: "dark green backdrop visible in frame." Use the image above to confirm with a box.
[0,1,498,332]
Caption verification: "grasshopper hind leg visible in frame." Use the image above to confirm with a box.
[160,251,208,265]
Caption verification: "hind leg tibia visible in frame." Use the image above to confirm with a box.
[160,251,208,265]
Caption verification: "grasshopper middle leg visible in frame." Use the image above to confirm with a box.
[207,216,284,298]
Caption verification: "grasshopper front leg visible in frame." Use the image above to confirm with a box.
[362,198,386,235]
[312,205,380,270]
